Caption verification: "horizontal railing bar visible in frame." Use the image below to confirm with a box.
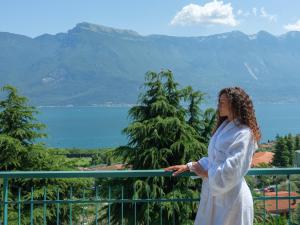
[2,196,300,205]
[0,170,182,178]
[0,198,200,205]
[247,168,300,175]
[1,168,300,178]
[253,196,300,201]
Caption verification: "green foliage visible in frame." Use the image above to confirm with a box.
[183,86,216,144]
[273,134,299,167]
[286,134,295,166]
[273,135,290,167]
[0,134,26,170]
[295,135,300,150]
[254,213,287,225]
[278,180,299,192]
[91,152,112,165]
[0,85,93,224]
[254,199,288,225]
[100,70,215,224]
[255,162,273,168]
[0,85,46,145]
[294,203,300,224]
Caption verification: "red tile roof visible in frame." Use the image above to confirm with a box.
[264,191,299,213]
[251,151,274,167]
[78,164,131,171]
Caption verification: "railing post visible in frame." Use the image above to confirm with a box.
[30,187,34,225]
[95,186,99,225]
[43,187,47,225]
[3,178,8,225]
[69,187,73,225]
[18,187,21,225]
[288,175,291,225]
[121,186,124,225]
[108,186,111,225]
[56,188,60,225]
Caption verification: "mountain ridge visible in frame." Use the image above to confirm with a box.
[1,22,300,106]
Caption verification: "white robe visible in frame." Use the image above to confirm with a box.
[194,119,257,225]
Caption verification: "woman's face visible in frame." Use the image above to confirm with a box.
[218,93,232,119]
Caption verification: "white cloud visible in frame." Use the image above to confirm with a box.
[237,9,250,17]
[260,7,277,22]
[249,7,277,22]
[171,0,238,27]
[284,20,300,31]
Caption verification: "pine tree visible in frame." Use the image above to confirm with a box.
[102,70,212,224]
[281,139,290,167]
[285,134,295,166]
[183,86,204,132]
[273,136,290,167]
[0,85,46,145]
[0,85,47,170]
[122,71,207,169]
[295,135,300,150]
[273,135,281,167]
[0,135,25,170]
[183,86,216,145]
[0,85,91,224]
[199,108,216,145]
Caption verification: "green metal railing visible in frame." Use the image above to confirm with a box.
[1,168,300,225]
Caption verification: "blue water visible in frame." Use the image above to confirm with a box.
[37,103,300,148]
[37,107,130,149]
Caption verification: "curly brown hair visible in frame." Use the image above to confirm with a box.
[214,87,261,142]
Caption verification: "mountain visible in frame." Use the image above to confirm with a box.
[1,22,300,105]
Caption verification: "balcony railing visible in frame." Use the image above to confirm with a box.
[1,168,300,225]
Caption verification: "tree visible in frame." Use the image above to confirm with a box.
[183,86,216,145]
[199,108,216,145]
[0,135,26,170]
[273,136,290,167]
[0,85,46,145]
[285,134,295,166]
[100,70,215,225]
[0,85,48,172]
[91,152,112,165]
[295,135,300,150]
[0,85,92,224]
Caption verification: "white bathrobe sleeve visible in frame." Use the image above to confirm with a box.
[198,157,209,171]
[208,128,255,196]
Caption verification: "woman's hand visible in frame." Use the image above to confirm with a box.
[164,165,189,176]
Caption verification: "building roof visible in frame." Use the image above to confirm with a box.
[251,151,274,167]
[264,191,299,213]
[78,163,131,171]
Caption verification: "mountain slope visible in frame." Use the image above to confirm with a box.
[1,22,300,105]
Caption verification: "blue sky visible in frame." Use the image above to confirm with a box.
[1,0,300,37]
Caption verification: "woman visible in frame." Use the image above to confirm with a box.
[164,87,260,225]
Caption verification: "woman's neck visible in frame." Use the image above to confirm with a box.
[227,114,234,121]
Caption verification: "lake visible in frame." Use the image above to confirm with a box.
[37,103,300,149]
